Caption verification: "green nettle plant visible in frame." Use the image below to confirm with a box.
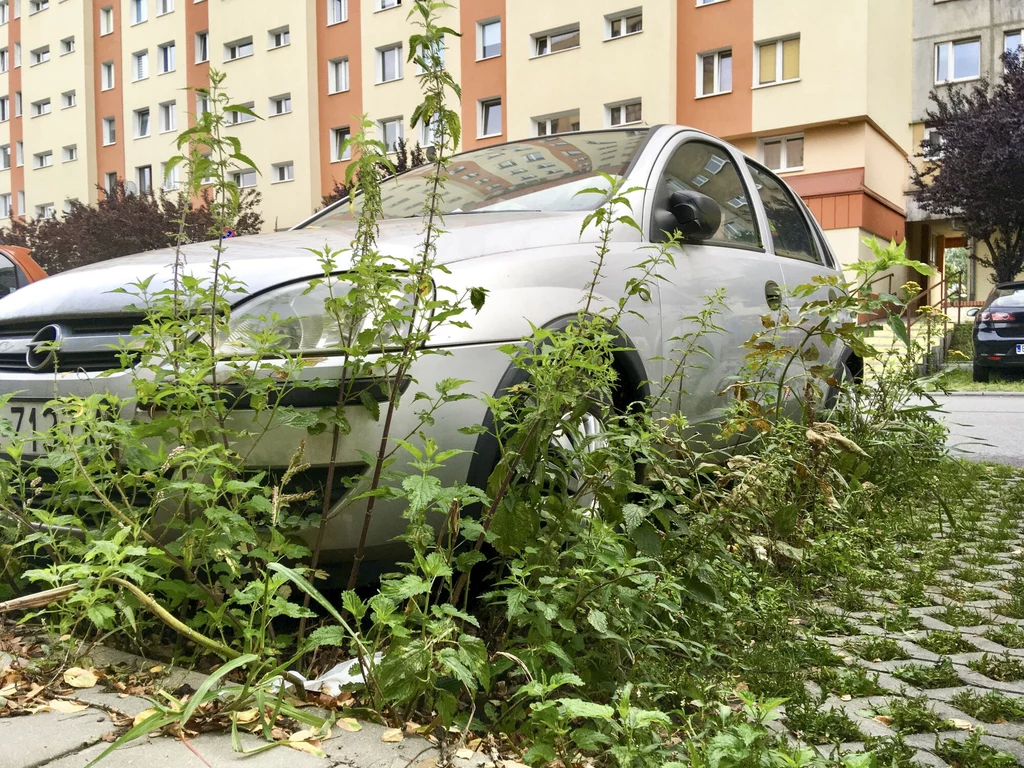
[0,3,1004,765]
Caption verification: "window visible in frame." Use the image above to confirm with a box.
[757,37,799,86]
[63,199,77,214]
[607,99,641,127]
[747,162,819,263]
[159,100,176,132]
[269,26,289,49]
[13,43,19,67]
[61,90,76,108]
[13,92,20,117]
[0,2,8,24]
[377,43,402,82]
[377,0,400,9]
[0,97,8,122]
[134,108,150,137]
[104,172,117,193]
[697,0,725,4]
[28,0,46,13]
[15,142,22,167]
[130,0,145,24]
[196,94,210,115]
[161,161,179,191]
[420,116,439,147]
[33,151,52,169]
[535,111,581,136]
[478,19,500,59]
[533,25,580,57]
[158,42,175,73]
[100,5,112,34]
[0,145,8,169]
[935,39,981,83]
[17,192,24,217]
[30,98,50,117]
[654,140,759,247]
[1007,31,1023,57]
[29,46,49,65]
[136,165,153,193]
[60,36,74,55]
[157,0,171,15]
[606,9,642,39]
[272,162,294,183]
[0,48,7,72]
[62,144,77,162]
[378,117,403,152]
[231,169,257,188]
[35,203,55,220]
[923,127,944,160]
[329,57,349,93]
[760,135,804,172]
[699,49,732,96]
[479,98,502,137]
[103,116,116,145]
[195,31,209,63]
[328,0,347,24]
[132,50,149,80]
[101,61,114,90]
[331,126,351,161]
[416,36,444,72]
[225,36,254,61]
[0,195,10,218]
[270,93,291,115]
[228,101,256,125]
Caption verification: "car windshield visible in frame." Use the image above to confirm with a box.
[996,286,1024,301]
[302,129,649,226]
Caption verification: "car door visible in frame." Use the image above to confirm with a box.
[744,161,844,409]
[646,134,786,431]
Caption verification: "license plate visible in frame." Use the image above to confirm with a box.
[0,400,59,455]
[1017,345,1024,355]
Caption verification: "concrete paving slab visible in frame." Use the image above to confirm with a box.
[0,710,115,768]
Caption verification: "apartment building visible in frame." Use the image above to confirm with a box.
[0,0,916,272]
[908,0,1024,301]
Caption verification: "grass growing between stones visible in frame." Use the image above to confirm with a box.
[935,604,989,628]
[918,630,977,655]
[813,665,888,697]
[892,658,963,689]
[941,583,998,603]
[785,705,866,745]
[844,636,911,662]
[968,652,1024,682]
[984,624,1024,649]
[935,730,1017,768]
[870,696,952,734]
[952,567,1001,584]
[950,690,1024,723]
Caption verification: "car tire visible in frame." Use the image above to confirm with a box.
[824,357,856,412]
[973,365,990,383]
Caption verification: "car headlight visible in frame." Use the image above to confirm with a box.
[217,280,411,357]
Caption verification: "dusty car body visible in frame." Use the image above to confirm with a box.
[0,126,844,561]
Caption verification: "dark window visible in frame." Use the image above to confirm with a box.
[0,253,18,295]
[746,163,819,263]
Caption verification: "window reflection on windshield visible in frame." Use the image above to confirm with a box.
[303,129,649,226]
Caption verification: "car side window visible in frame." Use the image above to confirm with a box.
[746,163,820,264]
[655,140,761,248]
[0,253,17,296]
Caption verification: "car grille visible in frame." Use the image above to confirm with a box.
[0,315,144,373]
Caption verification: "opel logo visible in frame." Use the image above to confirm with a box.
[26,324,64,371]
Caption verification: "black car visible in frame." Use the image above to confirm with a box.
[973,281,1024,382]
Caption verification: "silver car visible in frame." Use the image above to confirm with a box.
[0,126,845,562]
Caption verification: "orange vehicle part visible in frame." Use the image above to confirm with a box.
[0,246,47,284]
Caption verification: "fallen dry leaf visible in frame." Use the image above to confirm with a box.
[285,741,325,757]
[0,684,15,698]
[840,694,852,702]
[873,715,893,726]
[381,727,404,743]
[337,718,361,732]
[133,708,159,727]
[234,709,259,724]
[47,699,90,714]
[949,718,974,731]
[415,760,438,768]
[149,665,165,674]
[501,762,532,768]
[63,667,99,689]
[456,748,475,759]
[100,732,118,743]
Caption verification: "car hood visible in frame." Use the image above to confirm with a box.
[0,211,585,323]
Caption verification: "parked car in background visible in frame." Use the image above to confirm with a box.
[0,246,46,297]
[0,126,847,563]
[972,281,1024,382]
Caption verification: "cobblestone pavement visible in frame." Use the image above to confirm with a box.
[797,510,1024,766]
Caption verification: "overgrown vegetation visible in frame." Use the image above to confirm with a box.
[0,4,1019,766]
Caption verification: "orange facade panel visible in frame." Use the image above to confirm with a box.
[461,0,506,150]
[93,0,125,189]
[9,13,22,216]
[185,0,210,126]
[316,0,363,198]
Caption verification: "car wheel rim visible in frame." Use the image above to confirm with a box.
[547,408,609,505]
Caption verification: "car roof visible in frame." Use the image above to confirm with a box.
[997,281,1024,291]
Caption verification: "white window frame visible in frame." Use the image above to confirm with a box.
[103,116,116,145]
[268,26,289,49]
[0,48,7,72]
[104,172,117,194]
[29,45,49,66]
[478,97,502,138]
[132,50,149,81]
[477,18,501,60]
[935,38,982,84]
[327,0,347,25]
[923,127,944,160]
[225,36,254,62]
[698,49,732,97]
[156,0,172,16]
[134,108,151,138]
[534,110,581,136]
[605,8,642,40]
[130,0,146,24]
[158,41,175,73]
[0,145,8,170]
[159,100,176,132]
[13,92,20,117]
[28,0,46,14]
[532,25,581,58]
[697,0,727,5]
[758,134,804,173]
[99,5,113,35]
[271,162,294,184]
[35,203,55,220]
[331,126,351,161]
[376,43,403,83]
[378,117,403,153]
[161,161,179,191]
[231,168,257,189]
[0,194,11,218]
[136,164,153,193]
[33,151,52,169]
[0,2,8,25]
[15,141,22,167]
[30,98,50,117]
[1006,30,1023,56]
[228,101,256,125]
[60,36,74,55]
[606,99,642,127]
[101,61,115,90]
[61,90,76,108]
[270,93,291,116]
[328,57,349,94]
[0,97,8,122]
[376,0,400,11]
[755,37,800,87]
[195,31,209,63]
[13,43,19,68]
[62,144,77,162]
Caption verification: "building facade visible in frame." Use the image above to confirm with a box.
[908,0,1024,301]
[0,0,917,271]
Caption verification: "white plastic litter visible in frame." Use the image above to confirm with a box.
[276,653,383,697]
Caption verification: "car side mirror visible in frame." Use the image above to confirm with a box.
[966,307,979,318]
[653,190,722,242]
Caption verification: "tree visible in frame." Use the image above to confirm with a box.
[913,51,1024,285]
[0,180,263,274]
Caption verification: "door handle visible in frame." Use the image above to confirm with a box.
[765,281,783,311]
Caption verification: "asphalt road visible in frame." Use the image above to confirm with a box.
[935,393,1024,467]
